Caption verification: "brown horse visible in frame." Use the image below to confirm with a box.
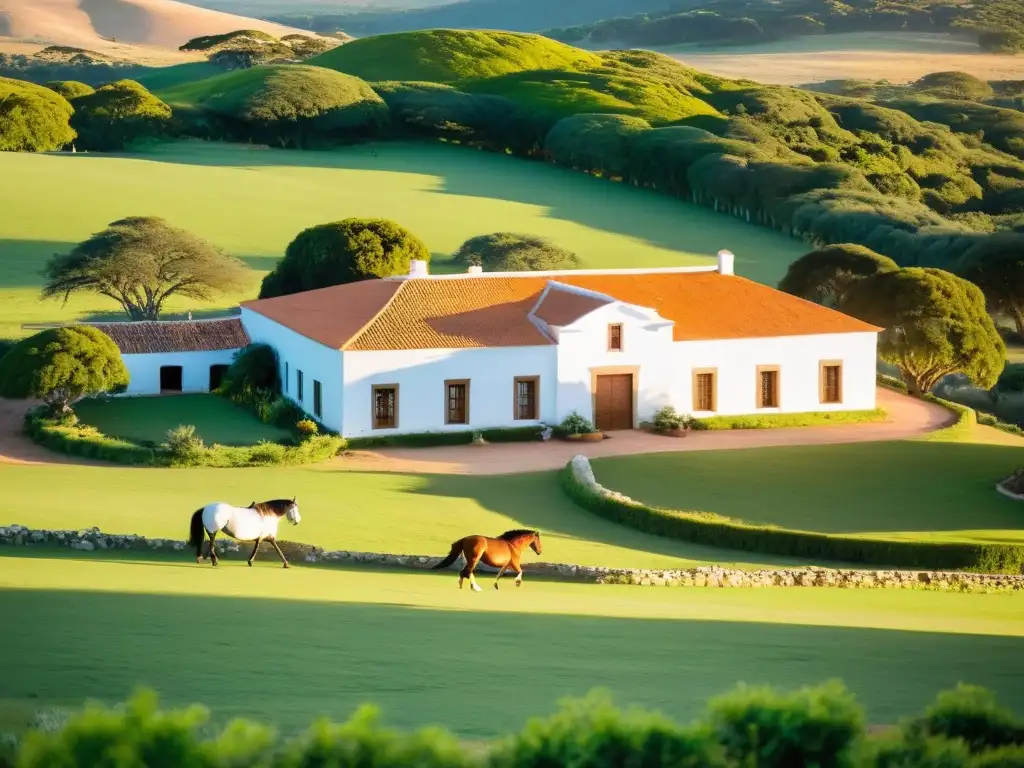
[432,529,543,591]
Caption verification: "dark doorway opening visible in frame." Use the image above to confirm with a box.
[160,366,183,393]
[209,364,229,391]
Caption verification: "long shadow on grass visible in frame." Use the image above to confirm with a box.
[48,143,799,281]
[1,579,1022,739]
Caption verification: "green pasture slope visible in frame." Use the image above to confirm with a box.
[0,550,1022,738]
[0,141,803,340]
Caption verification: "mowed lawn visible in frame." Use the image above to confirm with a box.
[591,440,1024,543]
[1,550,1022,739]
[0,462,816,570]
[0,141,805,339]
[74,395,292,446]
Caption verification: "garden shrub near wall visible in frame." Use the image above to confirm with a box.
[7,682,1024,768]
[347,425,543,449]
[561,455,1024,574]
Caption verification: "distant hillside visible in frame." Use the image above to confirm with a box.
[0,0,318,64]
[309,29,602,83]
[268,0,679,38]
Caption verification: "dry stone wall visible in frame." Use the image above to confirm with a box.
[2,523,1022,592]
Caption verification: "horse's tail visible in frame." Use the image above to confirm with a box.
[432,540,462,570]
[187,508,205,548]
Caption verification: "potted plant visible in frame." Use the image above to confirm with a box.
[647,406,694,437]
[557,411,603,442]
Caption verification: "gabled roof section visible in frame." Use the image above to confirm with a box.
[531,283,613,327]
[89,318,250,355]
[241,280,403,349]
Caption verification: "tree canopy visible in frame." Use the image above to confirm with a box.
[0,77,75,151]
[840,267,1005,395]
[0,326,129,415]
[453,232,580,272]
[259,218,430,298]
[778,243,899,307]
[955,234,1024,334]
[43,80,95,100]
[43,217,251,321]
[69,79,172,151]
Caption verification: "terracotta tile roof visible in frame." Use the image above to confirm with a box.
[241,280,403,348]
[89,318,250,354]
[532,285,612,327]
[347,277,553,350]
[241,270,880,350]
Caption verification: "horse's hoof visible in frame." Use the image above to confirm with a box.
[247,561,253,567]
[494,583,499,590]
[516,581,522,588]
[283,563,290,569]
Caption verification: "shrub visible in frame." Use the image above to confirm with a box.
[452,232,580,272]
[558,410,596,436]
[904,684,1024,754]
[162,424,208,463]
[219,343,281,399]
[693,409,885,430]
[876,371,909,393]
[559,461,1024,573]
[23,407,154,466]
[708,680,864,768]
[649,405,694,432]
[246,440,287,466]
[296,418,319,437]
[346,426,542,449]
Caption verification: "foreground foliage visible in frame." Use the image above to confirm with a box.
[69,79,172,151]
[6,682,1024,767]
[0,327,128,416]
[0,77,75,151]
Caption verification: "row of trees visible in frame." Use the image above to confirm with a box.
[780,243,1006,395]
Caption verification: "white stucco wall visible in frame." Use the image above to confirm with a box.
[240,308,344,432]
[120,349,239,396]
[341,346,557,438]
[670,331,879,416]
[552,302,676,427]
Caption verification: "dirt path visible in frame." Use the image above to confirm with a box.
[0,399,107,467]
[332,388,956,476]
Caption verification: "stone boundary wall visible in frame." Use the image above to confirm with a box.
[2,523,1023,592]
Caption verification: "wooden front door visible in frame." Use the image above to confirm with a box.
[594,374,633,431]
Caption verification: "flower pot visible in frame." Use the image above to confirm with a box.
[566,432,605,442]
[661,427,691,438]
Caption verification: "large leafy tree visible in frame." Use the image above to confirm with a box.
[779,243,899,307]
[0,326,129,415]
[70,80,172,151]
[259,218,430,298]
[841,267,1005,396]
[453,232,580,272]
[955,235,1024,334]
[43,217,251,321]
[0,77,75,152]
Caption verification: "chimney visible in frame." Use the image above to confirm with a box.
[467,265,482,275]
[717,249,735,276]
[408,259,429,278]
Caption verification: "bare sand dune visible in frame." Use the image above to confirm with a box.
[0,0,316,63]
[662,32,1024,85]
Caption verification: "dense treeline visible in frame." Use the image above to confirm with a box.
[548,0,1024,52]
[5,682,1024,767]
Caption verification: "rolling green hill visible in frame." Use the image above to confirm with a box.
[308,29,603,83]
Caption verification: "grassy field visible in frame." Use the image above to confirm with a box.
[591,440,1024,543]
[1,549,1022,738]
[0,462,819,570]
[74,395,292,446]
[0,141,804,340]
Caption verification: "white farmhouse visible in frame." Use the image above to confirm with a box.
[90,318,250,396]
[237,251,882,438]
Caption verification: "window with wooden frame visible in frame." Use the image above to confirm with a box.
[756,365,780,408]
[608,323,623,351]
[445,379,470,425]
[692,368,717,412]
[514,376,539,420]
[296,369,304,402]
[284,362,289,394]
[372,384,398,429]
[313,380,322,418]
[820,361,843,404]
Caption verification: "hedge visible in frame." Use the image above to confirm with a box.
[23,408,344,468]
[693,408,886,430]
[347,425,543,449]
[5,682,1024,768]
[560,462,1024,574]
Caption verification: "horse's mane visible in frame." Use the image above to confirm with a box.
[251,499,295,517]
[499,528,538,541]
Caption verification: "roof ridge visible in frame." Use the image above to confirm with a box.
[340,280,409,350]
[546,279,617,304]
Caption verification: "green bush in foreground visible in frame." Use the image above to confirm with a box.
[8,682,1024,767]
